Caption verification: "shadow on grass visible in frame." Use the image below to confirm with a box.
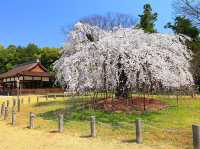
[38,104,167,129]
[34,98,90,107]
[36,97,169,130]
[80,135,92,138]
[49,130,59,133]
[34,100,68,107]
[121,139,136,143]
[38,107,136,129]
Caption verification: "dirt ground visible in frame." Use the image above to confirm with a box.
[0,122,151,149]
[88,97,168,112]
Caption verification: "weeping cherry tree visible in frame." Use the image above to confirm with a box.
[54,22,194,98]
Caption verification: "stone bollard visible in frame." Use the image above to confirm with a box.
[29,112,35,129]
[13,99,16,107]
[58,113,64,133]
[21,98,24,104]
[192,124,200,149]
[136,119,143,144]
[12,109,16,126]
[90,116,96,137]
[4,107,9,120]
[17,98,20,112]
[1,102,5,116]
[54,95,56,99]
[6,100,9,107]
[28,97,31,104]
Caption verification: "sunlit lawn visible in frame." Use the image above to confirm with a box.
[0,94,200,148]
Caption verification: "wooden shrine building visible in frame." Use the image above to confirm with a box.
[0,60,63,95]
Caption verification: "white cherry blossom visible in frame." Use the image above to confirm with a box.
[54,22,194,92]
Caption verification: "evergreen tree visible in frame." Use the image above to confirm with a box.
[0,44,61,73]
[165,16,199,39]
[138,4,158,33]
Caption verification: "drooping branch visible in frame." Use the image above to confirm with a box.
[54,22,194,94]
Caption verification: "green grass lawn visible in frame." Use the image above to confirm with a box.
[34,94,200,148]
[0,94,199,148]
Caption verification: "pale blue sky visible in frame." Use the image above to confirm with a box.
[0,0,174,47]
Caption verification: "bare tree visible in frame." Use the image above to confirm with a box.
[80,12,137,30]
[173,0,200,27]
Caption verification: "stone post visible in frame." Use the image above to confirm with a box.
[17,98,20,112]
[4,107,9,120]
[1,102,5,116]
[90,116,96,137]
[29,112,35,129]
[12,109,16,126]
[192,124,200,149]
[58,114,64,133]
[136,119,143,144]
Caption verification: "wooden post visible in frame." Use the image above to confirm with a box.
[46,95,48,101]
[58,114,64,133]
[4,107,9,120]
[13,99,16,107]
[17,98,20,112]
[6,100,9,107]
[192,124,200,149]
[136,119,143,144]
[1,102,5,116]
[90,116,96,137]
[29,112,35,129]
[28,96,31,104]
[12,109,16,126]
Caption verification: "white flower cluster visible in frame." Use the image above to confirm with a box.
[54,22,194,92]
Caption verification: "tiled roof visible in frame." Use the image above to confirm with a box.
[0,62,50,79]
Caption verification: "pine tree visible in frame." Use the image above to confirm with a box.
[165,16,199,39]
[138,4,158,33]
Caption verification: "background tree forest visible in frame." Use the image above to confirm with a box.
[0,43,60,73]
